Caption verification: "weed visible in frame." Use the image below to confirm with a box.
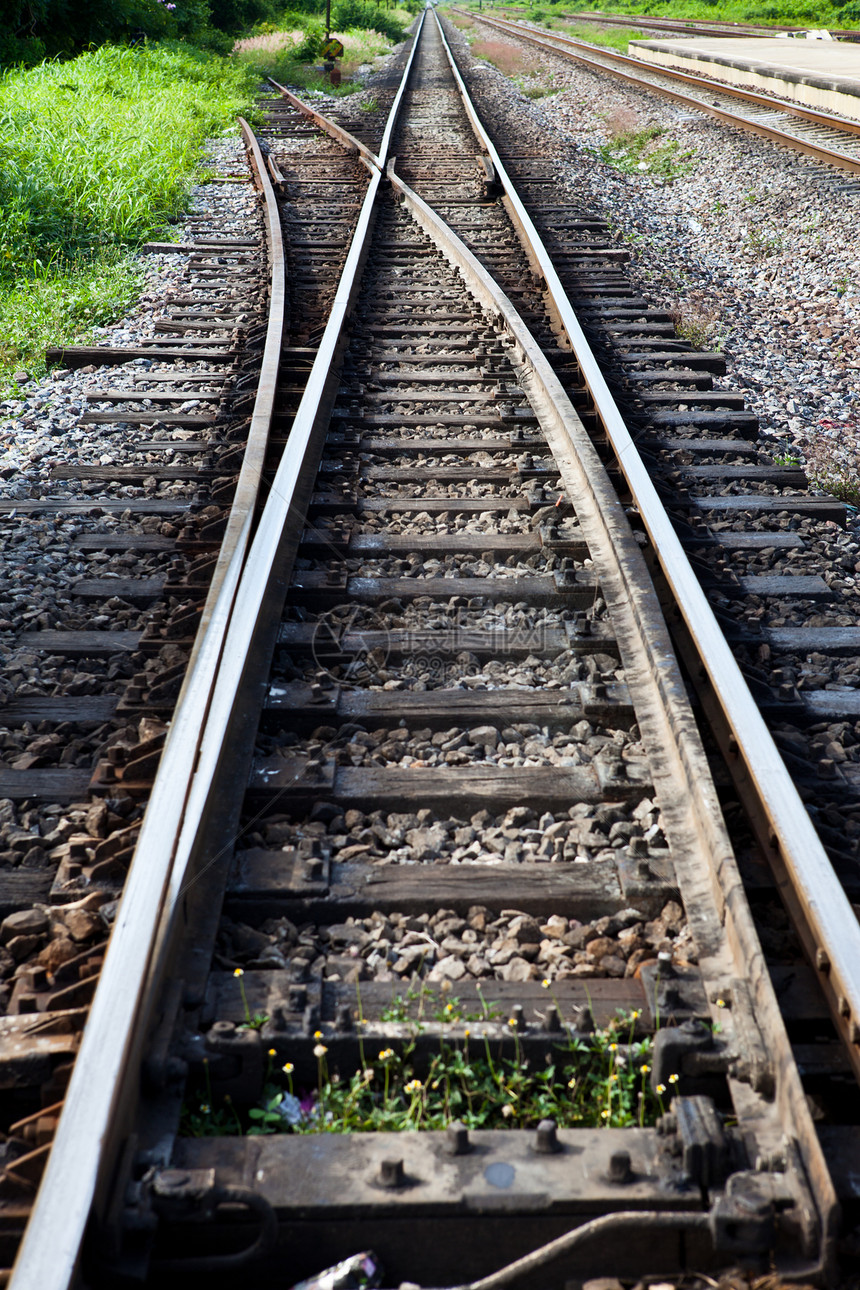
[0,251,142,393]
[671,299,724,350]
[182,1002,671,1136]
[233,968,270,1032]
[745,224,785,257]
[519,71,561,97]
[521,80,561,97]
[360,94,379,111]
[773,451,802,467]
[595,125,696,182]
[604,105,643,135]
[805,454,860,506]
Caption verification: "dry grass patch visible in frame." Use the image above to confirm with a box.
[670,295,724,349]
[471,37,543,77]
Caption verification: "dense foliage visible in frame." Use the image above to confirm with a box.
[1,0,419,64]
[0,0,279,64]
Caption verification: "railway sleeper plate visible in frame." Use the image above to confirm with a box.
[116,1120,816,1287]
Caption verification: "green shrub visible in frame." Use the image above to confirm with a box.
[331,0,406,40]
[293,22,326,57]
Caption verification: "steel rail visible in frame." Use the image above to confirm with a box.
[177,118,286,686]
[6,19,428,1283]
[435,4,850,1263]
[456,10,860,173]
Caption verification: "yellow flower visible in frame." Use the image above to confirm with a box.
[405,1079,422,1093]
[464,1028,471,1038]
[283,1062,295,1074]
[600,1109,610,1119]
[507,1016,517,1028]
[567,1076,577,1089]
[233,968,244,978]
[639,1063,650,1075]
[608,1073,618,1082]
[541,979,550,989]
[379,1048,394,1061]
[668,1073,679,1084]
[445,1002,453,1014]
[268,1048,276,1057]
[630,1009,641,1020]
[313,1030,323,1039]
[313,1044,328,1058]
[656,1083,666,1095]
[608,1042,617,1051]
[715,998,726,1008]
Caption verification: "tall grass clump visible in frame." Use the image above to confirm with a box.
[0,41,258,387]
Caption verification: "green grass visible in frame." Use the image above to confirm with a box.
[0,41,259,390]
[557,19,643,49]
[0,255,144,383]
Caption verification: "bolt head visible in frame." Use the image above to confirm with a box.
[446,1121,470,1155]
[608,1149,632,1184]
[378,1158,405,1188]
[535,1119,561,1154]
[543,1005,562,1034]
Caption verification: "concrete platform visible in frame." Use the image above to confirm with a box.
[630,37,860,122]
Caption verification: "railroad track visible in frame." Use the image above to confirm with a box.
[525,9,860,43]
[457,9,860,180]
[5,9,860,1288]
